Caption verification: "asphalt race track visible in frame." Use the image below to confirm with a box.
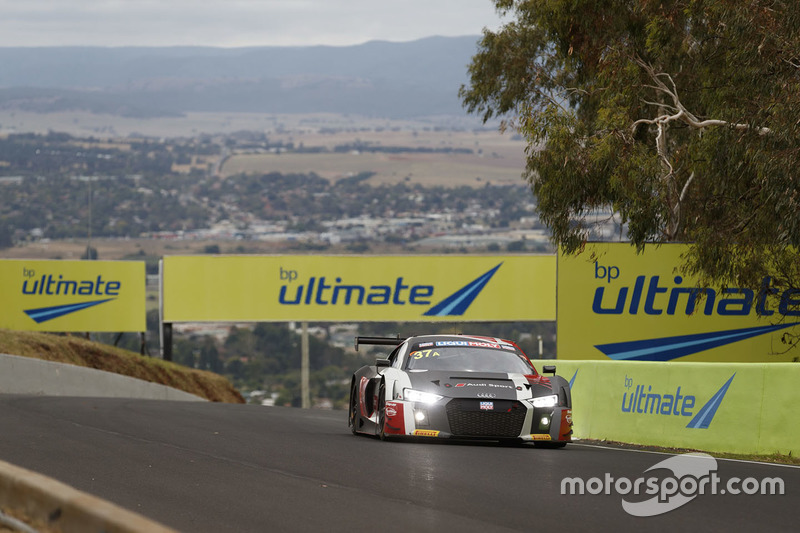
[0,395,796,532]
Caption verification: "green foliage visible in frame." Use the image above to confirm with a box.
[81,246,98,260]
[121,250,160,275]
[506,240,526,252]
[0,222,12,249]
[198,337,223,373]
[461,0,800,289]
[216,323,364,407]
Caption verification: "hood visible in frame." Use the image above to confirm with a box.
[406,370,521,400]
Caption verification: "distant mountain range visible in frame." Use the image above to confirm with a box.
[0,36,483,119]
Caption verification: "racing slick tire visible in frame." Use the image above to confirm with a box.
[349,381,358,435]
[377,382,388,441]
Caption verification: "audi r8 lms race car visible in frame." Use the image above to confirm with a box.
[348,334,573,446]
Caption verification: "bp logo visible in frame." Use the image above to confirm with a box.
[277,263,503,317]
[570,370,735,429]
[21,269,121,323]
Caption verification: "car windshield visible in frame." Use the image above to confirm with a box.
[404,345,535,374]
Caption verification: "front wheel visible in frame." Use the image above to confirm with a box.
[349,382,359,435]
[377,382,388,441]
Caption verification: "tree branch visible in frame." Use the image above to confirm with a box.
[633,58,771,135]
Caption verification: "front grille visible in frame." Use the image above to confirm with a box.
[445,399,526,437]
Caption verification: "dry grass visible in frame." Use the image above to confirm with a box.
[222,127,528,187]
[222,149,526,187]
[0,236,417,262]
[0,238,207,261]
[0,329,244,403]
[0,110,497,139]
[0,506,57,533]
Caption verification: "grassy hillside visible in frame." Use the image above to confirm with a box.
[0,329,244,403]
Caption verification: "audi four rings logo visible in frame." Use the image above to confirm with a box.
[477,393,497,398]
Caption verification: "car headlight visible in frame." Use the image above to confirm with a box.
[403,389,443,404]
[531,394,558,408]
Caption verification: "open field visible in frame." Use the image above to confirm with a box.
[0,237,420,262]
[0,110,311,138]
[0,238,295,261]
[222,149,526,186]
[0,110,500,140]
[0,238,204,261]
[222,122,528,187]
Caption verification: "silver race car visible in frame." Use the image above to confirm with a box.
[348,334,573,446]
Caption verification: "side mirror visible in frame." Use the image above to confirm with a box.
[376,358,391,368]
[542,365,556,374]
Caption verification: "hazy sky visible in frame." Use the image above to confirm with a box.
[0,0,507,48]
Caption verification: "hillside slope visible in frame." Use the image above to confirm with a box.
[0,329,244,403]
[0,36,481,118]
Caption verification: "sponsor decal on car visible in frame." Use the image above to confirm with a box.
[436,341,469,346]
[560,409,574,441]
[412,430,440,437]
[410,349,440,359]
[468,341,501,349]
[480,401,494,411]
[384,401,406,435]
[531,434,552,441]
[454,382,514,389]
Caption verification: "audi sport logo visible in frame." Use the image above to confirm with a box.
[477,393,497,398]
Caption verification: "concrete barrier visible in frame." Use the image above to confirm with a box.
[0,459,176,533]
[0,353,204,401]
[553,360,800,456]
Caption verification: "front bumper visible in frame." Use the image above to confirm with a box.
[383,398,573,443]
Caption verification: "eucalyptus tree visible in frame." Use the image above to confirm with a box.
[461,0,800,290]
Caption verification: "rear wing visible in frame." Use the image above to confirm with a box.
[354,335,403,352]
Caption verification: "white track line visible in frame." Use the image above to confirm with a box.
[572,442,800,469]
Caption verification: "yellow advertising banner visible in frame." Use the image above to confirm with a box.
[555,360,800,456]
[162,255,556,323]
[0,260,146,332]
[558,243,800,362]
